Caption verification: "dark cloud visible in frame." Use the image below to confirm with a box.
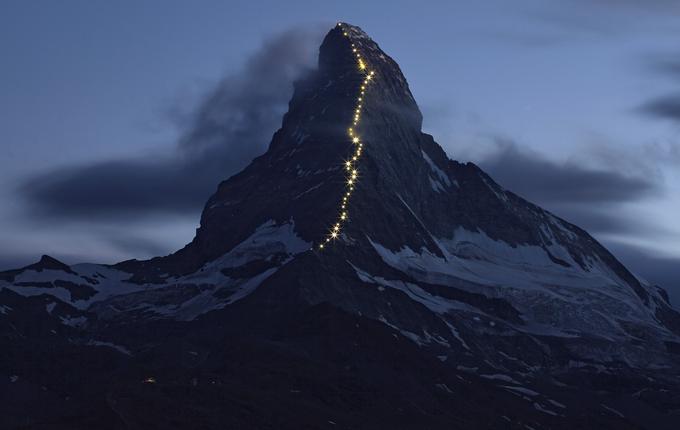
[477,139,660,206]
[19,26,324,220]
[638,94,680,123]
[636,50,680,123]
[470,138,675,243]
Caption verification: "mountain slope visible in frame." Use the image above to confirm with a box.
[2,22,680,429]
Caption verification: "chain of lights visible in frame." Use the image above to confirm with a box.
[318,23,375,251]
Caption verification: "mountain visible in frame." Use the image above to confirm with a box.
[2,23,680,429]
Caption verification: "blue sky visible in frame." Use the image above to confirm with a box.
[1,1,678,301]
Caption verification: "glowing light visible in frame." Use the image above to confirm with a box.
[316,40,376,250]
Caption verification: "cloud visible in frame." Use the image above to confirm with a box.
[636,52,680,123]
[477,138,660,206]
[467,137,676,244]
[638,94,680,123]
[19,26,324,221]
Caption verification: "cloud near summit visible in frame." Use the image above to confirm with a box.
[19,26,325,221]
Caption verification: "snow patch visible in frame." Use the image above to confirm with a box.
[46,302,56,314]
[60,315,87,327]
[87,340,132,356]
[421,150,453,187]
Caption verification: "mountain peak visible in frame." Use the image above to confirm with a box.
[152,22,433,271]
[5,23,680,427]
[111,23,671,344]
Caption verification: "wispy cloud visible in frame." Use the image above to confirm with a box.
[18,26,324,221]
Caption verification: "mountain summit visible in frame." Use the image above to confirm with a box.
[2,23,680,429]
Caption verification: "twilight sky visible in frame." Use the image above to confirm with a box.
[1,1,679,303]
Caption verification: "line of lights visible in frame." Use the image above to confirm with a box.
[318,23,376,251]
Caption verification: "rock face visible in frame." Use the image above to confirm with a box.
[2,23,680,429]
